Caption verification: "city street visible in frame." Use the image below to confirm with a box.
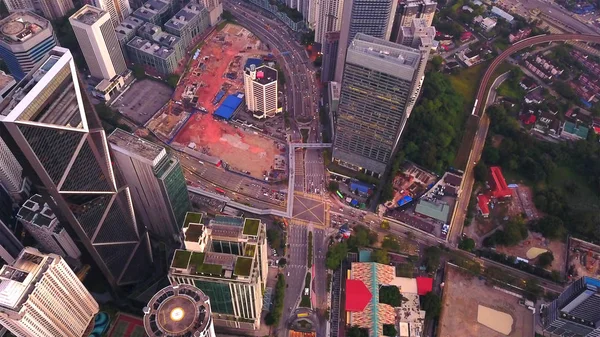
[280,223,308,336]
[304,149,326,194]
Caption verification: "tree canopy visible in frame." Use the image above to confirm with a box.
[379,286,402,307]
[373,249,390,265]
[421,292,442,319]
[537,251,554,268]
[531,216,566,240]
[326,242,348,270]
[399,72,466,173]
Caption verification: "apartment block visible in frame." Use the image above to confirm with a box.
[3,0,74,20]
[243,65,278,119]
[164,2,211,50]
[127,36,180,74]
[89,0,132,27]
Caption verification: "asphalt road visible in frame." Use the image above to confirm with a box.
[304,149,326,194]
[280,224,308,335]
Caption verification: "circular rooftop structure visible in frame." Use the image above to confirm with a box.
[1,21,25,36]
[143,284,215,337]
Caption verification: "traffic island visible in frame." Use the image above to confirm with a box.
[299,272,311,308]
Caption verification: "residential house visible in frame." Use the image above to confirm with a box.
[524,87,544,104]
[561,121,589,140]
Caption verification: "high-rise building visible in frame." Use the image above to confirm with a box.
[243,65,278,119]
[0,12,57,80]
[333,34,424,176]
[333,0,397,83]
[0,47,152,288]
[69,5,128,84]
[395,18,435,47]
[197,0,223,26]
[0,136,22,199]
[168,214,268,330]
[0,247,99,337]
[314,0,344,44]
[143,284,216,337]
[17,194,82,260]
[108,129,190,245]
[390,0,436,42]
[2,0,75,20]
[542,276,600,337]
[308,0,319,30]
[0,185,22,265]
[320,31,340,83]
[89,0,132,27]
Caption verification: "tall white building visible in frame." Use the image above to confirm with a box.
[314,0,344,44]
[17,195,82,260]
[108,129,190,245]
[69,5,128,100]
[2,0,75,20]
[89,0,131,27]
[0,247,99,337]
[243,65,278,119]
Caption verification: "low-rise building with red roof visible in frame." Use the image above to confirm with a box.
[489,166,512,199]
[477,194,490,218]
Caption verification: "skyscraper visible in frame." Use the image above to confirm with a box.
[143,284,216,337]
[0,47,152,287]
[320,31,340,83]
[390,0,437,42]
[17,194,82,260]
[243,65,279,119]
[542,276,600,337]
[333,34,424,176]
[69,5,128,82]
[333,0,397,83]
[89,0,132,27]
[108,129,190,245]
[168,214,268,330]
[0,12,57,80]
[2,0,75,20]
[314,0,344,44]
[0,136,22,198]
[0,247,99,337]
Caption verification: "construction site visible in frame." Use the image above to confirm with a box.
[567,237,600,280]
[146,23,287,180]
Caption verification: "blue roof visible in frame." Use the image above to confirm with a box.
[351,199,359,206]
[214,93,244,120]
[397,195,413,206]
[244,58,262,69]
[358,249,372,262]
[585,277,600,288]
[350,181,372,194]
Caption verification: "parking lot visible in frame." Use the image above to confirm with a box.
[114,79,173,125]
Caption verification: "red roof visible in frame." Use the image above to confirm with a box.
[489,166,511,198]
[477,194,490,215]
[593,126,600,134]
[416,277,433,295]
[345,279,372,312]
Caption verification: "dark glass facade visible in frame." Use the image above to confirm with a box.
[194,280,234,315]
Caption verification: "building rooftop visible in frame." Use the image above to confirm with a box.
[0,248,51,311]
[183,212,203,228]
[0,71,15,92]
[350,33,420,68]
[17,194,63,232]
[108,128,166,164]
[143,284,212,337]
[0,48,84,129]
[0,11,50,45]
[243,218,260,236]
[250,65,277,85]
[184,224,205,243]
[70,5,108,26]
[133,0,170,20]
[329,81,340,100]
[115,16,144,39]
[414,199,450,223]
[165,3,206,32]
[127,36,175,59]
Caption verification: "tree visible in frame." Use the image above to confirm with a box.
[424,246,441,272]
[531,216,566,240]
[499,216,528,246]
[222,10,235,21]
[266,229,281,250]
[421,292,441,319]
[166,74,180,88]
[383,324,397,336]
[132,64,146,79]
[536,252,554,268]
[380,220,390,230]
[524,278,543,301]
[381,235,401,252]
[278,258,287,267]
[474,162,488,183]
[347,225,377,250]
[430,55,443,72]
[458,237,476,252]
[328,181,339,192]
[326,242,348,269]
[553,81,577,101]
[379,285,402,307]
[266,274,286,325]
[373,249,390,265]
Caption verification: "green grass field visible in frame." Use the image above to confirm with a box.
[547,166,600,212]
[449,63,486,108]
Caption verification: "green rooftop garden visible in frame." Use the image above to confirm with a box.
[197,263,223,275]
[183,212,202,228]
[172,250,192,269]
[244,244,256,257]
[234,257,253,276]
[243,218,260,236]
[189,252,205,268]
